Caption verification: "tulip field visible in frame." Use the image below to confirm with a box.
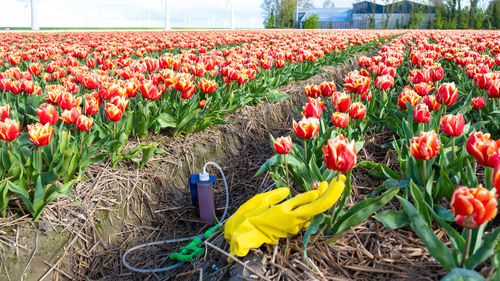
[0,29,500,280]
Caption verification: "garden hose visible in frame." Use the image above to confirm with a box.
[121,161,276,273]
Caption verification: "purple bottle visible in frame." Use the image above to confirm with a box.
[197,172,215,223]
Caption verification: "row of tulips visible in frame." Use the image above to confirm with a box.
[0,30,398,221]
[258,30,500,280]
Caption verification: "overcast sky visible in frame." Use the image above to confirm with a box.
[0,0,358,29]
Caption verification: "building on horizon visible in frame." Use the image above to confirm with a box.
[298,0,435,29]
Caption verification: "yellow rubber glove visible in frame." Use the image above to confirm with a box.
[224,174,346,257]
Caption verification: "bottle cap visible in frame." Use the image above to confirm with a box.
[199,171,210,182]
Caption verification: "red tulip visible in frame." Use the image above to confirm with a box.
[141,80,161,101]
[422,95,441,111]
[199,100,207,109]
[293,117,320,140]
[27,122,54,146]
[110,95,129,112]
[332,92,351,113]
[322,134,357,173]
[174,75,193,92]
[331,112,349,128]
[319,82,337,97]
[343,72,370,96]
[0,119,20,141]
[440,114,465,137]
[398,86,420,109]
[304,85,321,98]
[474,73,489,90]
[0,78,11,92]
[410,68,431,84]
[236,73,249,84]
[471,97,486,109]
[75,115,94,131]
[451,185,497,229]
[375,74,394,90]
[273,136,293,154]
[105,103,123,122]
[0,104,10,122]
[410,130,441,160]
[349,102,366,119]
[302,97,325,119]
[85,93,100,115]
[413,103,431,123]
[180,85,196,99]
[487,79,500,98]
[429,64,444,81]
[436,83,458,107]
[198,78,218,94]
[36,103,59,125]
[414,82,435,97]
[58,91,80,110]
[60,107,82,124]
[466,132,500,167]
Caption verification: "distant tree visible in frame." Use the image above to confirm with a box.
[323,0,335,8]
[395,18,400,29]
[485,0,500,29]
[474,8,485,29]
[468,0,479,28]
[383,0,402,29]
[408,4,426,28]
[369,17,375,29]
[303,13,319,28]
[434,8,444,29]
[261,0,298,28]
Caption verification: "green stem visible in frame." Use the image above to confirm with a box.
[37,146,42,175]
[451,137,456,162]
[331,173,340,218]
[422,160,427,185]
[462,228,473,267]
[304,140,308,165]
[284,154,291,190]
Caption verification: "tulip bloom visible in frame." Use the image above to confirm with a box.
[75,115,94,131]
[440,114,465,137]
[319,81,337,97]
[293,117,320,140]
[141,80,161,101]
[413,103,431,123]
[349,102,366,119]
[451,185,497,229]
[60,107,82,124]
[436,83,458,107]
[27,123,54,146]
[0,119,20,141]
[198,78,218,94]
[0,104,10,122]
[199,100,207,109]
[414,82,435,97]
[398,87,420,109]
[422,95,441,111]
[466,132,500,167]
[85,94,100,115]
[302,97,325,119]
[322,135,357,173]
[410,130,441,160]
[429,64,444,81]
[105,103,123,122]
[304,85,321,98]
[180,85,196,99]
[110,95,129,112]
[471,97,486,109]
[375,74,394,90]
[58,91,80,110]
[331,112,349,128]
[36,103,59,125]
[333,92,351,113]
[488,79,500,98]
[273,136,293,154]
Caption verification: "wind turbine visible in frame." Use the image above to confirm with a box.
[30,0,39,30]
[164,0,170,30]
[225,0,235,30]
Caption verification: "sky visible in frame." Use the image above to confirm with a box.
[0,0,357,29]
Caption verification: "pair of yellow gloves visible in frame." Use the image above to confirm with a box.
[224,175,346,257]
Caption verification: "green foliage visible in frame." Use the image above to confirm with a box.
[434,7,444,29]
[408,4,426,29]
[303,13,319,29]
